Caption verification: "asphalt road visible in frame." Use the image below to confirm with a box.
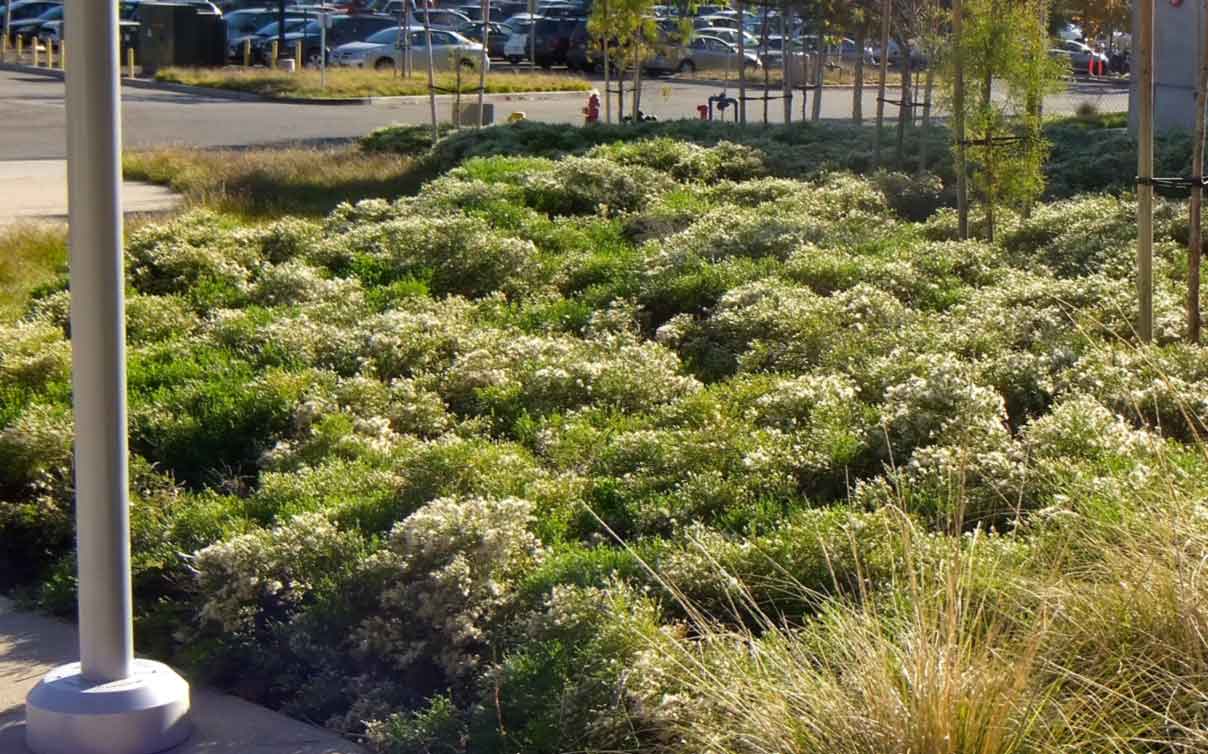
[0,68,1129,159]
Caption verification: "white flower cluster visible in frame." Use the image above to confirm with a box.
[192,512,364,633]
[0,320,70,390]
[358,495,542,678]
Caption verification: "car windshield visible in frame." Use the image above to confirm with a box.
[366,26,400,44]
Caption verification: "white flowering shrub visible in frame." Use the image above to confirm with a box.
[441,329,700,420]
[881,354,1009,457]
[192,512,367,635]
[588,138,768,183]
[523,157,674,216]
[0,320,70,391]
[8,132,1208,751]
[125,210,258,297]
[357,496,543,680]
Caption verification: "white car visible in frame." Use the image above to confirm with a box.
[332,27,489,72]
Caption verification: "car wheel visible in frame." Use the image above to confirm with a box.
[306,48,323,67]
[678,59,695,74]
[459,58,476,71]
[508,55,521,65]
[743,60,758,74]
[375,57,394,71]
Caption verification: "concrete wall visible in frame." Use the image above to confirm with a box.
[1130,0,1206,133]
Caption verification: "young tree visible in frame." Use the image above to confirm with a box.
[946,0,1062,241]
[589,0,657,122]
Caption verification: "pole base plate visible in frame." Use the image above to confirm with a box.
[25,659,191,754]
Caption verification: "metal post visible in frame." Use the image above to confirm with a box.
[1138,0,1155,342]
[127,45,134,78]
[25,2,191,748]
[244,37,251,67]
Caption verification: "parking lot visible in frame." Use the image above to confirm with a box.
[0,67,1128,160]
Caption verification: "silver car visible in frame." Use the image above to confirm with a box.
[332,27,489,72]
[677,34,760,74]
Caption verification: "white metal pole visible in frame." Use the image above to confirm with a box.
[67,0,135,687]
[25,3,190,751]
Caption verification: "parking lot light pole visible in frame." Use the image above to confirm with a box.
[24,2,192,752]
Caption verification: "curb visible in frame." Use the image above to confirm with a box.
[0,61,590,105]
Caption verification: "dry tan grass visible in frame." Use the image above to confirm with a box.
[0,223,68,322]
[122,145,423,218]
[155,66,592,99]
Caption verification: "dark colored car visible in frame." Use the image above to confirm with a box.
[2,0,60,40]
[458,20,508,59]
[529,16,580,67]
[455,4,506,23]
[7,3,59,42]
[256,13,397,65]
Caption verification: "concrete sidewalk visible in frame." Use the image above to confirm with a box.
[0,596,367,753]
[0,160,180,225]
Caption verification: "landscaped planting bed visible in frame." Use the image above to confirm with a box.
[3,123,1208,753]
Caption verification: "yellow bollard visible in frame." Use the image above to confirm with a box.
[31,39,38,67]
[243,38,251,68]
[270,39,278,65]
[58,40,64,69]
[47,41,54,69]
[127,46,135,78]
[1,35,8,64]
[294,40,302,71]
[16,35,23,64]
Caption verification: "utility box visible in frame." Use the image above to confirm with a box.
[138,2,227,75]
[458,102,495,125]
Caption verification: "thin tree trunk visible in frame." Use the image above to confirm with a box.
[1189,0,1208,344]
[983,65,994,242]
[1138,0,1155,342]
[811,44,823,121]
[895,39,911,165]
[477,0,488,126]
[760,3,770,125]
[602,0,611,123]
[423,2,438,143]
[875,0,891,164]
[919,56,934,174]
[954,0,968,240]
[632,41,641,118]
[737,0,747,124]
[853,24,866,124]
[781,9,791,123]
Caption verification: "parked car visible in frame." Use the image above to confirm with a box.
[2,0,60,40]
[457,20,508,59]
[332,26,487,71]
[231,16,313,61]
[695,26,759,50]
[8,3,60,42]
[677,34,759,74]
[1050,39,1108,74]
[255,14,397,65]
[503,15,577,67]
[455,4,507,23]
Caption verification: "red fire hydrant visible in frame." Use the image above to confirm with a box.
[697,104,709,120]
[584,92,601,124]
